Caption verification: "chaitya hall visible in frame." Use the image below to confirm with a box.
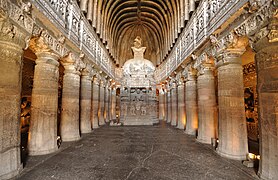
[0,0,278,179]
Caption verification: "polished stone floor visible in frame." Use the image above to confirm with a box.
[18,121,258,180]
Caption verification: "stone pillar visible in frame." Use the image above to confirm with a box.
[80,64,92,134]
[184,68,198,135]
[253,18,278,179]
[177,80,186,129]
[216,48,248,160]
[171,82,178,126]
[107,87,112,122]
[164,88,168,121]
[158,86,165,120]
[111,87,117,120]
[99,81,105,125]
[91,76,100,129]
[104,85,109,122]
[167,89,172,123]
[28,38,60,155]
[0,19,27,179]
[196,63,217,144]
[60,53,81,142]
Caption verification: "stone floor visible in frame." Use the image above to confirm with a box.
[18,121,259,180]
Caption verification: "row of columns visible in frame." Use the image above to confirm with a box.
[158,20,278,178]
[0,30,117,178]
[160,49,249,161]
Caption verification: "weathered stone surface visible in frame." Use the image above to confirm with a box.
[253,35,278,180]
[91,78,100,129]
[216,51,248,160]
[158,87,165,120]
[171,85,178,126]
[28,51,60,155]
[98,83,105,126]
[0,29,25,179]
[167,90,172,123]
[18,122,256,180]
[177,82,186,130]
[60,53,81,142]
[185,75,198,136]
[197,65,218,144]
[80,67,92,134]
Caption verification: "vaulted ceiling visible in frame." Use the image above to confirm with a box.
[79,0,199,67]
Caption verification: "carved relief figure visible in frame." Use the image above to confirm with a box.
[141,106,147,115]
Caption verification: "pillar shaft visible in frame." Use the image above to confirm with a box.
[197,66,217,144]
[104,86,109,122]
[99,84,105,125]
[60,63,81,142]
[0,37,24,178]
[254,30,278,179]
[111,88,116,120]
[164,90,168,121]
[177,83,186,129]
[167,90,172,123]
[159,89,165,120]
[29,52,60,154]
[91,80,100,128]
[216,51,248,160]
[185,76,198,135]
[80,72,92,134]
[171,85,178,126]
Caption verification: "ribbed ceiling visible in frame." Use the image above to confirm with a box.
[79,0,199,67]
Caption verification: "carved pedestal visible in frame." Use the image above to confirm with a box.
[171,85,178,126]
[177,82,186,129]
[91,78,100,129]
[254,35,278,179]
[216,50,248,160]
[0,28,25,178]
[197,64,217,144]
[60,55,81,142]
[185,74,198,135]
[80,68,92,134]
[99,83,105,125]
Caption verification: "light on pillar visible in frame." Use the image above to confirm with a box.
[210,33,248,160]
[28,36,60,155]
[184,65,198,135]
[60,52,81,142]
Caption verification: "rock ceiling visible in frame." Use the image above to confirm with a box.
[79,0,199,67]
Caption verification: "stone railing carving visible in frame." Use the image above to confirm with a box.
[30,0,115,78]
[155,0,250,82]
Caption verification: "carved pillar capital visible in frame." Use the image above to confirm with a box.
[210,32,248,67]
[61,52,81,75]
[81,63,93,77]
[183,65,197,81]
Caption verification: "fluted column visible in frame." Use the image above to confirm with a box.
[28,48,60,156]
[91,76,100,129]
[0,19,28,179]
[171,82,178,126]
[60,53,81,142]
[177,80,186,129]
[99,81,105,125]
[216,48,248,160]
[80,64,93,134]
[167,89,172,123]
[252,18,278,179]
[196,63,217,144]
[185,67,198,135]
